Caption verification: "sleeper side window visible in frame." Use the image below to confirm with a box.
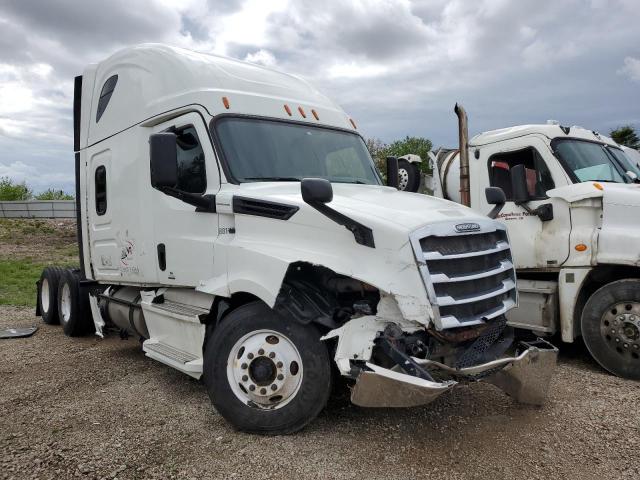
[175,126,207,194]
[488,147,555,201]
[96,75,118,122]
[95,166,107,215]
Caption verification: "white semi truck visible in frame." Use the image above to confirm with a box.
[422,105,640,380]
[36,44,557,434]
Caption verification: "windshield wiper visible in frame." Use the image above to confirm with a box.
[243,176,301,182]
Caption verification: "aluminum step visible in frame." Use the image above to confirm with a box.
[149,300,209,318]
[143,341,198,364]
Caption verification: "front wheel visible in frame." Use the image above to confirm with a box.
[581,279,640,380]
[203,301,331,434]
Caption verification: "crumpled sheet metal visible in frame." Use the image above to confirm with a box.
[350,363,456,407]
[351,341,558,408]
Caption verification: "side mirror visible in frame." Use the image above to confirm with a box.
[386,156,399,189]
[301,178,333,204]
[485,187,506,219]
[510,164,530,204]
[150,132,178,189]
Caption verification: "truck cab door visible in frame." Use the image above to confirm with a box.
[149,112,219,286]
[472,136,571,269]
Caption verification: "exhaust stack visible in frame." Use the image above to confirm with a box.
[455,103,471,207]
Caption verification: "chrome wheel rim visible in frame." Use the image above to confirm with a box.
[227,329,303,410]
[60,283,71,324]
[600,302,640,361]
[41,278,50,313]
[398,168,409,190]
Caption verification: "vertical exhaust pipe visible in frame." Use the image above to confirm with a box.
[455,103,471,207]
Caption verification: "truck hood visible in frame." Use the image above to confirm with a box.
[548,182,640,266]
[230,182,486,232]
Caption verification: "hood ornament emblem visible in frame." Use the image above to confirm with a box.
[455,222,481,233]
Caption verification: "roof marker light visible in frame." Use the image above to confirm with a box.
[298,106,306,118]
[284,104,292,116]
[222,96,230,109]
[593,182,604,191]
[349,118,357,129]
[311,109,319,120]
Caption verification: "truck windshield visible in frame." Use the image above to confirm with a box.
[552,139,629,183]
[214,117,381,184]
[606,145,640,179]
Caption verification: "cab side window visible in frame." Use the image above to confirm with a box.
[175,126,207,193]
[488,147,554,200]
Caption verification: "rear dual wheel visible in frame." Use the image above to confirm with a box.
[203,301,331,435]
[38,267,67,325]
[582,279,640,380]
[57,269,93,337]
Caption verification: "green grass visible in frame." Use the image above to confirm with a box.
[0,259,49,307]
[0,258,78,307]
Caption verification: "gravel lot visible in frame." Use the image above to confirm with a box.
[1,305,639,480]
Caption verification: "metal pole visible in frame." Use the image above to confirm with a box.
[454,103,471,207]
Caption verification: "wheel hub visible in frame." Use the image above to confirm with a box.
[601,302,640,359]
[227,329,303,409]
[41,278,50,313]
[60,283,71,324]
[398,168,409,190]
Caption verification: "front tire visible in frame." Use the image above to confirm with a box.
[203,301,331,434]
[581,279,640,380]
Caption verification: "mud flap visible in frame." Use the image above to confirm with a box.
[485,339,558,405]
[0,326,38,339]
[351,363,456,407]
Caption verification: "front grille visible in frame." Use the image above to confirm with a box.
[414,226,517,329]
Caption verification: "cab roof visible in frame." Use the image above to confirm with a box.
[81,44,353,147]
[469,124,620,148]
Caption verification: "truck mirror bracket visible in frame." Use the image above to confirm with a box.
[160,187,216,213]
[516,201,554,222]
[301,178,375,248]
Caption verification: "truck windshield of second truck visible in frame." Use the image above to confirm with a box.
[553,138,635,183]
[214,117,381,185]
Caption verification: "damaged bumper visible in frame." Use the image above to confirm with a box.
[350,339,558,408]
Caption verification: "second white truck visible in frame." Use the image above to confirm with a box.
[425,105,640,380]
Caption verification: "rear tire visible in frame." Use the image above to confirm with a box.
[57,269,93,337]
[203,301,331,435]
[398,159,421,192]
[38,267,66,325]
[581,279,640,380]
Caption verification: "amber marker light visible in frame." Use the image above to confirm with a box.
[349,118,357,129]
[593,182,604,191]
[575,244,588,252]
[222,96,230,109]
[298,106,306,118]
[284,104,292,116]
[311,109,319,120]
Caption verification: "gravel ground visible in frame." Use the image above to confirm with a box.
[1,305,639,480]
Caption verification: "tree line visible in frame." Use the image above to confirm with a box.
[0,177,74,201]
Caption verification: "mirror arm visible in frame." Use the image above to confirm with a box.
[160,187,216,213]
[305,200,375,248]
[487,202,505,219]
[515,201,554,222]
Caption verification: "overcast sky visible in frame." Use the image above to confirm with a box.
[0,0,638,193]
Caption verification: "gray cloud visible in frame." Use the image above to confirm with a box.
[0,0,638,194]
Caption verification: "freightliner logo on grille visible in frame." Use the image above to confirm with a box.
[454,222,481,233]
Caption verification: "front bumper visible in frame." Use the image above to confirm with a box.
[350,339,558,407]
